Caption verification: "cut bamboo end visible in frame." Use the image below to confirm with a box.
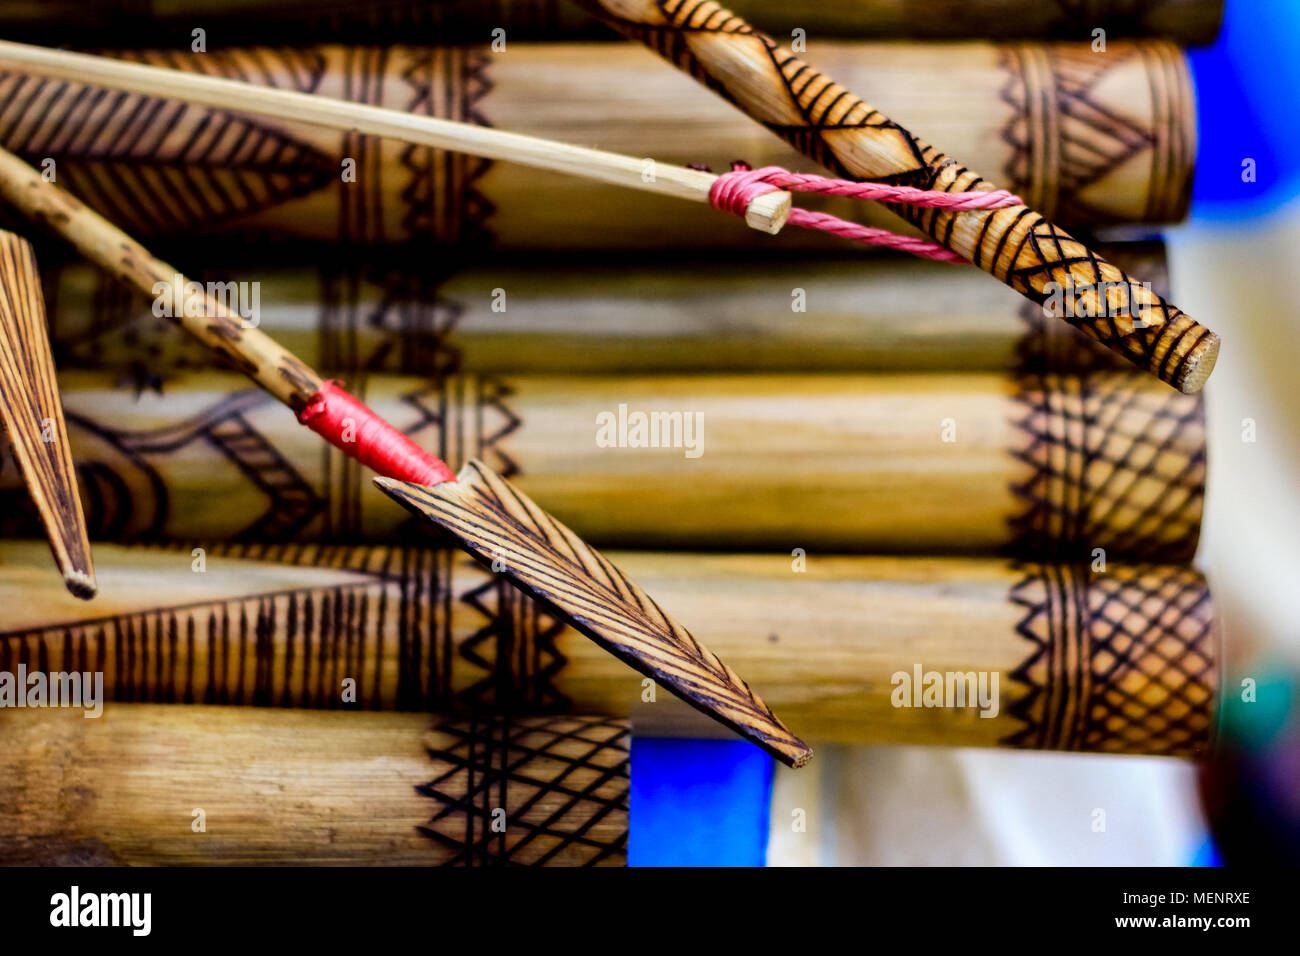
[1177,331,1219,394]
[744,189,792,234]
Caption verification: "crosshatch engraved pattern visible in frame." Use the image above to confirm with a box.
[1006,372,1205,563]
[1004,561,1216,756]
[418,714,629,866]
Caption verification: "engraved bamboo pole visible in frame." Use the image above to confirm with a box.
[0,39,792,237]
[0,703,629,866]
[0,0,1227,45]
[0,41,1194,250]
[0,540,1219,757]
[3,369,1206,562]
[0,142,811,767]
[572,0,1218,392]
[42,243,1169,377]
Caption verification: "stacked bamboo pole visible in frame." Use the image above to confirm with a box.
[40,244,1167,377]
[0,539,1218,757]
[0,40,1196,251]
[0,369,1205,560]
[0,4,1225,866]
[0,703,629,865]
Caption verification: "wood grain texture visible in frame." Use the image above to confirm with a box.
[39,243,1169,378]
[0,0,1226,45]
[0,704,629,865]
[572,0,1217,392]
[0,231,94,598]
[0,369,1204,561]
[0,40,1195,253]
[0,540,1218,756]
[377,460,811,767]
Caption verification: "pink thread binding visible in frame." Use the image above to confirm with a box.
[298,380,457,485]
[709,163,1023,262]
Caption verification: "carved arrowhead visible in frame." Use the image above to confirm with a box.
[0,231,95,598]
[376,460,811,768]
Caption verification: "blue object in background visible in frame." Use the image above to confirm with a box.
[629,739,773,866]
[632,0,1300,869]
[1189,0,1300,219]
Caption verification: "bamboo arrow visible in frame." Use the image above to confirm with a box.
[0,39,791,236]
[570,0,1220,394]
[0,231,95,598]
[0,35,1216,392]
[0,146,811,768]
[377,462,811,767]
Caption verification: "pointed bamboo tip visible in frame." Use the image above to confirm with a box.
[62,567,97,601]
[1176,331,1219,394]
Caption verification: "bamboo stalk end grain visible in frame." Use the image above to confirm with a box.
[1177,331,1219,394]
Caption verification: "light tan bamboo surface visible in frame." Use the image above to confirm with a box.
[0,540,1219,756]
[41,244,1167,377]
[0,0,1225,45]
[0,370,1205,561]
[0,41,1194,251]
[0,703,629,865]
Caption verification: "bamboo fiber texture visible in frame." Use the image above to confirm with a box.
[0,703,629,865]
[0,40,1195,252]
[39,243,1169,377]
[0,540,1218,756]
[0,369,1205,561]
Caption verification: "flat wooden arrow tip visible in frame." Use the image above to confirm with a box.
[374,464,812,768]
[0,230,96,601]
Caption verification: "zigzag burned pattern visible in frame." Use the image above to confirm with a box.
[1002,561,1216,756]
[376,459,812,767]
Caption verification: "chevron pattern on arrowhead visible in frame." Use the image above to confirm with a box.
[375,460,811,768]
[0,231,95,598]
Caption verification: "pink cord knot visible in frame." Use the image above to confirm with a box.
[708,162,1023,263]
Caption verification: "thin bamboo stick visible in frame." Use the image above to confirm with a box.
[0,231,94,598]
[0,369,1205,562]
[41,244,1168,376]
[0,540,1219,756]
[0,41,1194,248]
[0,39,791,236]
[0,703,629,866]
[572,0,1218,392]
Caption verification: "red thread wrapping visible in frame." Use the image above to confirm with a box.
[709,164,1023,262]
[297,381,457,485]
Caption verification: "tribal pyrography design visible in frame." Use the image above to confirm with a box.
[0,374,520,542]
[998,41,1194,225]
[1003,561,1216,756]
[1006,372,1204,563]
[0,542,570,713]
[0,45,497,245]
[418,714,629,866]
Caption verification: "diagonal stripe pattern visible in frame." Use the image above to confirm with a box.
[376,459,812,768]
